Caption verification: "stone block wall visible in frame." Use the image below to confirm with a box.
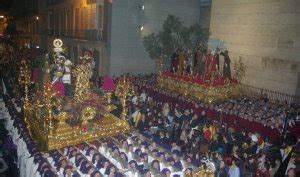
[210,0,300,96]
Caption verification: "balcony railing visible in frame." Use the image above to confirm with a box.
[46,29,102,41]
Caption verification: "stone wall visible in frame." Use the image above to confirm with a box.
[109,0,201,76]
[209,0,300,96]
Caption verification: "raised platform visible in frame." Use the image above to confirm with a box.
[25,92,131,151]
[158,72,241,103]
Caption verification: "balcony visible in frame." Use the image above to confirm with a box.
[46,29,102,41]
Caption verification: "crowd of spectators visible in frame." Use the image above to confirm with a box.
[1,45,299,176]
[123,74,299,177]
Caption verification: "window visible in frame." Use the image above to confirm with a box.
[98,5,103,30]
[75,8,79,30]
[88,4,97,29]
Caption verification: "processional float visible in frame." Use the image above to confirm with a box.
[20,39,133,151]
[157,47,246,103]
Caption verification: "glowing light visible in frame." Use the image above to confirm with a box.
[140,26,144,31]
[142,5,145,10]
[0,16,4,18]
[35,16,39,20]
[36,46,40,49]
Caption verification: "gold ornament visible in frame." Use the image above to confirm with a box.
[73,60,93,102]
[158,75,241,104]
[22,39,132,151]
[115,76,134,120]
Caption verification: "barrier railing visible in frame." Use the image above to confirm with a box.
[240,84,300,104]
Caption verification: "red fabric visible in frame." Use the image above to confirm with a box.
[204,130,212,141]
[102,76,115,91]
[206,54,218,73]
[32,68,39,82]
[53,81,65,97]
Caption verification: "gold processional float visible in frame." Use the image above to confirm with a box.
[157,55,246,103]
[20,39,133,151]
[19,39,216,176]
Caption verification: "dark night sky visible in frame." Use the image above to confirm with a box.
[0,0,12,10]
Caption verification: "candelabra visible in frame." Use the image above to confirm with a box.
[115,76,134,120]
[19,60,31,132]
[19,60,31,108]
[43,82,61,136]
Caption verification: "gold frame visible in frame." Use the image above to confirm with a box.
[158,74,241,103]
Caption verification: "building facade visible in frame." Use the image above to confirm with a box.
[209,0,300,96]
[11,0,41,48]
[10,0,211,76]
[109,0,206,75]
[43,0,109,75]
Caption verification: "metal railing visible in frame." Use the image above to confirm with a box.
[46,29,102,41]
[240,84,300,104]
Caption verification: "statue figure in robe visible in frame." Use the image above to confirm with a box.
[170,49,179,73]
[221,50,231,79]
[215,47,221,71]
[205,50,218,77]
[178,50,187,75]
[51,55,66,97]
[193,48,205,75]
[62,58,73,96]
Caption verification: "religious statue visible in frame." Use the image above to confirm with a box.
[193,48,205,75]
[220,50,231,79]
[170,49,179,73]
[205,50,218,77]
[73,52,93,102]
[178,50,187,75]
[51,54,66,97]
[50,39,73,97]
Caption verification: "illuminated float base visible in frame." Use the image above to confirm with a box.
[158,72,241,103]
[25,97,131,151]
